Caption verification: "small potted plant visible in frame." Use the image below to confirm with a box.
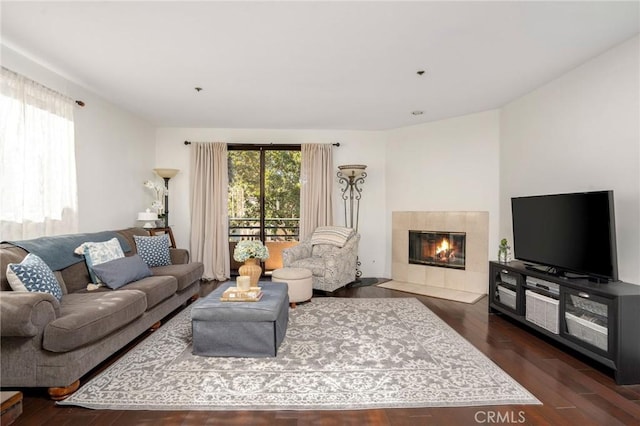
[498,238,511,263]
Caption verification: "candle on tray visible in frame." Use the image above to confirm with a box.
[237,275,251,291]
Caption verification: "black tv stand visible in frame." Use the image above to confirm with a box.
[489,260,640,385]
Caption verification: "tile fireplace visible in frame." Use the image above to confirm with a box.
[392,211,489,295]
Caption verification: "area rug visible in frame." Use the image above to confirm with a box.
[378,280,485,304]
[58,298,539,410]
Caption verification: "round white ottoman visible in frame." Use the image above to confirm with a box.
[271,267,313,308]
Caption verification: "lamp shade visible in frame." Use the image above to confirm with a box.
[137,209,158,229]
[153,168,179,179]
[338,164,367,178]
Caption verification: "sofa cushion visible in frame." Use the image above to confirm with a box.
[91,254,152,290]
[287,257,325,277]
[43,290,147,352]
[121,275,177,309]
[134,234,171,267]
[115,227,149,255]
[75,237,125,284]
[6,254,63,301]
[151,262,204,292]
[59,260,93,294]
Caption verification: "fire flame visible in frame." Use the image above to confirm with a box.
[435,238,457,261]
[436,239,449,255]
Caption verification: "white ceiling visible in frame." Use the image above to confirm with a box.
[1,1,638,131]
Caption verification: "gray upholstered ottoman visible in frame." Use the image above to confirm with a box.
[191,281,289,357]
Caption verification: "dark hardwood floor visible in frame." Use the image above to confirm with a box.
[9,281,640,425]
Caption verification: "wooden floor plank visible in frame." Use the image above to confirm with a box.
[5,282,640,425]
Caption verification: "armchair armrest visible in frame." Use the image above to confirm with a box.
[323,234,360,279]
[170,248,190,264]
[0,292,59,337]
[282,241,312,266]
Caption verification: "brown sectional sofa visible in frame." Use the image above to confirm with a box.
[0,228,204,399]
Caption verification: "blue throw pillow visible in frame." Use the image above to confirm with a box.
[6,254,63,300]
[91,254,153,289]
[133,234,172,267]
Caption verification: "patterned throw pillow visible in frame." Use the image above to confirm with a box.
[6,253,63,300]
[133,234,172,267]
[310,226,354,248]
[75,237,125,283]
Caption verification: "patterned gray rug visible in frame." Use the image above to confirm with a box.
[59,297,540,410]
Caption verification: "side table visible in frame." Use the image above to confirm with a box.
[148,226,176,248]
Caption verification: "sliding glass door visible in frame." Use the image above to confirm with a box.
[228,145,301,275]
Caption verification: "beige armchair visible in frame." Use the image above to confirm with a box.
[282,226,360,292]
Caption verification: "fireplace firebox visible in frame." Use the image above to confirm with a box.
[409,230,466,270]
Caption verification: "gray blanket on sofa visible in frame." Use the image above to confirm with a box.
[4,231,131,271]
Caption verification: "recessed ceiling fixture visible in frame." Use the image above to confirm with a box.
[411,110,424,116]
[194,87,203,92]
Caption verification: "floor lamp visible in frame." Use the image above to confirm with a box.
[153,168,179,227]
[337,164,367,279]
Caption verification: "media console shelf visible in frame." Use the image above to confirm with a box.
[489,261,640,385]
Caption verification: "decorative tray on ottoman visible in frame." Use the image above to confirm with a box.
[220,286,263,302]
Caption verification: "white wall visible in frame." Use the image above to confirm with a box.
[155,128,387,278]
[2,45,156,232]
[500,35,640,284]
[384,110,502,278]
[6,34,636,285]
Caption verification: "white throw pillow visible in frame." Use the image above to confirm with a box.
[310,226,353,248]
[75,237,125,284]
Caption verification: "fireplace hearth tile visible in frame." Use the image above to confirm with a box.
[445,212,467,231]
[392,231,408,263]
[444,269,467,291]
[425,266,446,287]
[392,262,408,282]
[407,263,427,284]
[392,212,411,230]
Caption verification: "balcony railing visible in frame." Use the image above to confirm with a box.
[229,217,300,274]
[229,217,299,241]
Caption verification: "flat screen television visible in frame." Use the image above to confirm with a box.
[511,190,618,282]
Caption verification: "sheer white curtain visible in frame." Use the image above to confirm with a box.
[0,67,78,240]
[299,143,333,240]
[190,142,230,280]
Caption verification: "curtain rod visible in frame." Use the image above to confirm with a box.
[184,141,340,147]
[1,66,85,107]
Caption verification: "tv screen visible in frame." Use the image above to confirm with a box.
[511,190,618,282]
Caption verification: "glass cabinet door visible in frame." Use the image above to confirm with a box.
[562,288,613,356]
[491,265,521,314]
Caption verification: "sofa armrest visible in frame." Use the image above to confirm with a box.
[282,241,312,266]
[170,248,189,264]
[0,292,59,337]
